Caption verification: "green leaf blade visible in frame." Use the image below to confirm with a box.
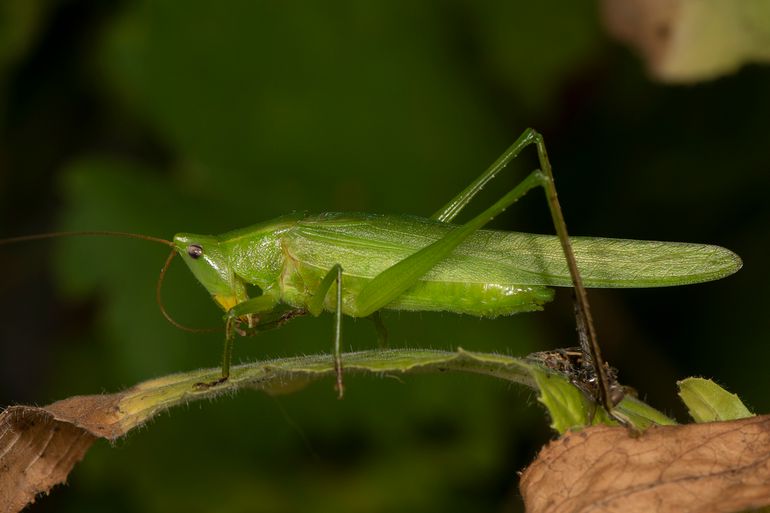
[678,377,754,422]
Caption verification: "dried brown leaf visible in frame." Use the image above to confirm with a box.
[520,414,770,513]
[0,404,98,513]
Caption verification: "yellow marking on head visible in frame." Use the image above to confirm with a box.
[214,294,239,312]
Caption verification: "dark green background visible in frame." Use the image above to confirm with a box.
[1,1,768,512]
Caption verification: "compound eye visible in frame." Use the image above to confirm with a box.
[187,244,203,259]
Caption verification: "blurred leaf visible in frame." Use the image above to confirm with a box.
[0,0,47,79]
[603,0,770,83]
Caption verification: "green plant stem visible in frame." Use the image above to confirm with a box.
[98,348,674,438]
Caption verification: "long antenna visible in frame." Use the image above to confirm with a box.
[0,231,174,247]
[1,229,214,333]
[156,249,217,333]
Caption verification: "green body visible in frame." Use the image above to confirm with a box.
[174,211,742,320]
[167,128,742,400]
[0,129,743,403]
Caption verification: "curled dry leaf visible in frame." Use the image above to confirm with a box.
[0,405,97,513]
[520,414,770,513]
[0,393,128,513]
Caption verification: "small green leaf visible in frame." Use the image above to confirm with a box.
[531,368,601,432]
[678,377,754,422]
[615,395,677,428]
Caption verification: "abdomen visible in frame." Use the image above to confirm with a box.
[279,246,554,318]
[381,279,553,317]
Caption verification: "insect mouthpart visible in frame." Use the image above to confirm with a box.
[187,244,203,259]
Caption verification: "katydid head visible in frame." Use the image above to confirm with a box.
[172,233,245,312]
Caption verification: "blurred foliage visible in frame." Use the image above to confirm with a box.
[603,0,770,82]
[0,1,769,512]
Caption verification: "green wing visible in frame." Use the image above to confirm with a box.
[284,213,741,288]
